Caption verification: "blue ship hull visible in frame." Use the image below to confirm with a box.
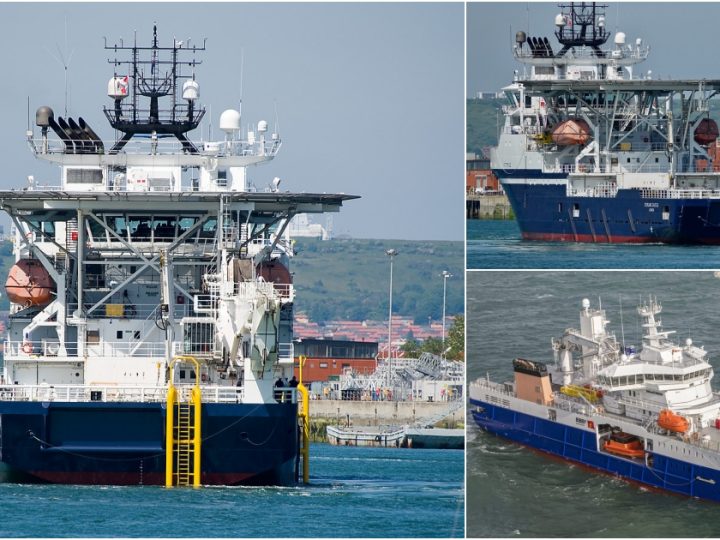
[0,401,299,485]
[470,398,720,502]
[498,172,720,243]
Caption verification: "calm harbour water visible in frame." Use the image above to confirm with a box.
[0,444,463,538]
[467,219,720,269]
[467,271,720,537]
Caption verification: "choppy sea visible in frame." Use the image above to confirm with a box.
[0,444,464,538]
[466,271,720,537]
[467,219,720,269]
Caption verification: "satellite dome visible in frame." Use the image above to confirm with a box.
[555,14,566,26]
[182,80,200,101]
[35,106,54,127]
[258,120,268,133]
[614,32,626,46]
[219,109,241,133]
[581,298,590,309]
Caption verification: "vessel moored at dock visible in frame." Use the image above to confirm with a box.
[0,26,357,486]
[491,2,720,243]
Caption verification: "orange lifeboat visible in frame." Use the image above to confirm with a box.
[694,118,719,146]
[256,260,292,298]
[657,409,690,433]
[551,119,591,146]
[5,259,55,307]
[603,432,645,459]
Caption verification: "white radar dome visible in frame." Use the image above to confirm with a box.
[219,109,241,133]
[686,338,693,347]
[182,80,200,101]
[258,120,268,133]
[581,298,590,309]
[555,14,566,26]
[614,32,626,46]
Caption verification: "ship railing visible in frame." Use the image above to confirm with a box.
[472,377,513,396]
[65,303,190,321]
[278,342,294,364]
[29,133,281,159]
[0,383,245,403]
[513,46,649,63]
[567,183,619,198]
[4,340,79,358]
[4,340,170,360]
[641,188,720,199]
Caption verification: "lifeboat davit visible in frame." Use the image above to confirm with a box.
[602,432,645,459]
[5,259,55,307]
[657,409,690,433]
[694,118,719,146]
[257,260,292,297]
[551,119,591,146]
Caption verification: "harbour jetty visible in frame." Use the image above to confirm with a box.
[466,193,512,219]
[310,398,463,443]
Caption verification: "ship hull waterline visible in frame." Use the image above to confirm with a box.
[0,401,299,486]
[471,398,720,502]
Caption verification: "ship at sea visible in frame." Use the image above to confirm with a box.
[491,2,720,243]
[470,296,720,502]
[0,27,356,486]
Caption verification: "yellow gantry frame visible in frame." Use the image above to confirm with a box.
[297,355,310,484]
[165,355,203,488]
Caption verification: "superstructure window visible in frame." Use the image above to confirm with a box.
[67,168,103,184]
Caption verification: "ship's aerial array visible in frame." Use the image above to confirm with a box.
[491,2,720,243]
[0,26,357,486]
[471,296,720,501]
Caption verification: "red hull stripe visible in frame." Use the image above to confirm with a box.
[521,232,677,244]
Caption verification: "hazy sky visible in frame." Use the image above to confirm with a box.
[468,2,720,95]
[0,3,464,241]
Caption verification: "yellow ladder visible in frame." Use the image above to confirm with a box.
[166,356,202,487]
[297,355,310,484]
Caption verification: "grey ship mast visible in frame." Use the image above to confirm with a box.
[104,24,206,154]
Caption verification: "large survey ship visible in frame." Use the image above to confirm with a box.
[471,297,720,501]
[0,27,356,486]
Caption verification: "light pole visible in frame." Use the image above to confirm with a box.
[441,270,452,358]
[385,249,398,389]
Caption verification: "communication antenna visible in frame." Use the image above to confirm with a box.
[619,295,625,348]
[274,100,280,135]
[47,16,75,117]
[239,48,245,128]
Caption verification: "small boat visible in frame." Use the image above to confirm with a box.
[602,432,645,459]
[326,425,406,447]
[551,119,591,146]
[658,409,690,433]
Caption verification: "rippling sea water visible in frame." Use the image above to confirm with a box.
[467,271,720,537]
[0,444,463,538]
[467,220,720,269]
